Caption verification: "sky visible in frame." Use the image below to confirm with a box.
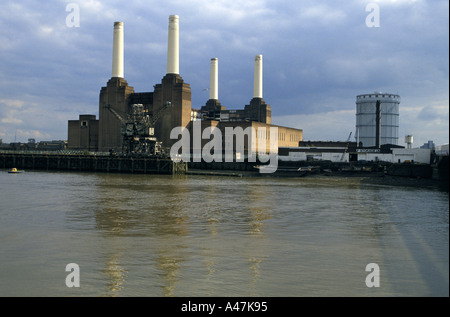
[0,0,448,147]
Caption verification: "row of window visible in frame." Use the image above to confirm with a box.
[255,129,301,143]
[357,94,399,99]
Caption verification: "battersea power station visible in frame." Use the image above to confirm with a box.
[68,15,303,160]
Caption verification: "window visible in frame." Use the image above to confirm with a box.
[81,121,88,127]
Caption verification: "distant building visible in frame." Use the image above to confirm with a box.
[0,140,67,151]
[356,147,431,164]
[279,141,360,163]
[27,138,36,150]
[356,92,400,147]
[436,144,449,156]
[68,114,99,151]
[279,142,431,164]
[420,140,435,150]
[36,140,67,151]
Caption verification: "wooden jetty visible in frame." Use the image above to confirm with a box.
[0,152,187,175]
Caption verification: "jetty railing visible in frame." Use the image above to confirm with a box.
[0,151,187,175]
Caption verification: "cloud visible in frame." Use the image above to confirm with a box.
[1,118,23,125]
[0,99,25,125]
[0,99,25,109]
[400,105,449,147]
[273,101,450,147]
[300,3,347,25]
[0,0,447,146]
[14,129,52,141]
[273,109,356,142]
[418,105,449,122]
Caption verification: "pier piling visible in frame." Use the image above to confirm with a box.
[0,153,187,175]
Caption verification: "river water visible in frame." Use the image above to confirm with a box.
[0,170,448,297]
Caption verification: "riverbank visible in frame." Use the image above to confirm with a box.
[359,173,449,190]
[2,151,448,190]
[186,168,448,191]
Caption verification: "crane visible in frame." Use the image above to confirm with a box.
[340,132,352,162]
[104,101,172,156]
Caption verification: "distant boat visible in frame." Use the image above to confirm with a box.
[8,168,22,174]
[255,165,320,177]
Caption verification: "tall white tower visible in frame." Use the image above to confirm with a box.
[209,58,218,100]
[167,15,179,75]
[253,55,263,99]
[111,22,124,78]
[356,92,400,147]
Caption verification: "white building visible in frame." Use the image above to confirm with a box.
[279,145,432,164]
[356,148,431,164]
[436,144,449,156]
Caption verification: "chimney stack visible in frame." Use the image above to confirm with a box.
[167,15,180,75]
[112,22,124,78]
[253,55,263,99]
[209,58,218,100]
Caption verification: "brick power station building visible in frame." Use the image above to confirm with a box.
[68,16,303,158]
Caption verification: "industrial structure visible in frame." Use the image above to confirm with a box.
[199,55,271,124]
[277,90,432,165]
[279,141,432,164]
[104,101,172,156]
[68,114,98,151]
[355,92,400,147]
[405,134,414,149]
[67,16,303,159]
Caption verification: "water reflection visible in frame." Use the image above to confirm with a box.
[92,177,191,237]
[102,252,127,296]
[243,181,273,294]
[52,173,448,296]
[89,174,191,296]
[248,257,263,293]
[155,254,184,297]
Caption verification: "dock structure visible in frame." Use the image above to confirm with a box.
[0,152,187,175]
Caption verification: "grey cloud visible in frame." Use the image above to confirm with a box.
[0,0,447,145]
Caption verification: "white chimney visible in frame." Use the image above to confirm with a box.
[112,22,124,78]
[209,58,218,100]
[253,54,263,99]
[167,15,179,75]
